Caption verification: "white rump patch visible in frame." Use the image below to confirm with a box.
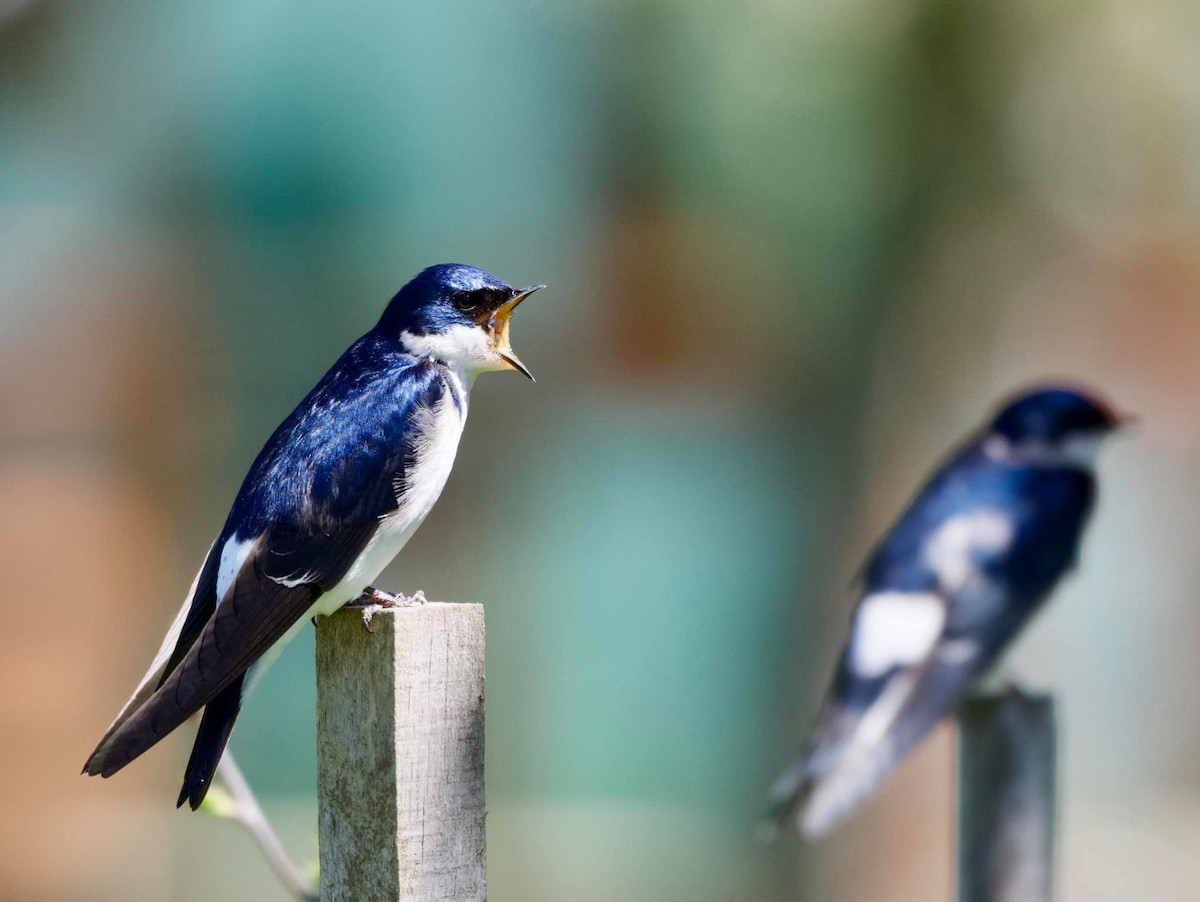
[216,533,256,603]
[924,508,1014,593]
[850,591,945,678]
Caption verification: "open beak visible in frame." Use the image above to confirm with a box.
[490,284,544,381]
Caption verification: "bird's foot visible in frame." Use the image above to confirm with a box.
[1000,677,1036,702]
[398,589,428,606]
[346,587,428,631]
[992,666,1029,699]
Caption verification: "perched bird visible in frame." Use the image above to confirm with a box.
[84,263,542,808]
[766,386,1127,838]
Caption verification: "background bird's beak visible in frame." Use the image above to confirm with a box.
[491,284,543,381]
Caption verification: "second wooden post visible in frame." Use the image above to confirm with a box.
[958,690,1056,902]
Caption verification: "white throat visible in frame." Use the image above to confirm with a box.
[984,432,1102,472]
[400,325,504,385]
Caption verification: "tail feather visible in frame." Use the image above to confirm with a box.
[763,667,925,839]
[789,653,985,837]
[178,675,245,810]
[797,736,903,837]
[84,677,195,778]
[84,544,218,770]
[82,635,245,779]
[758,758,812,839]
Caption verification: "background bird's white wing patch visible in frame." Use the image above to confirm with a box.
[849,591,945,677]
[924,508,1014,592]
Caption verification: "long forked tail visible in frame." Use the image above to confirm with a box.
[774,655,985,838]
[760,668,922,839]
[762,733,904,839]
[86,544,218,763]
[759,757,813,839]
[178,674,246,810]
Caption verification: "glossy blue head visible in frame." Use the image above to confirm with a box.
[989,387,1125,444]
[376,264,543,379]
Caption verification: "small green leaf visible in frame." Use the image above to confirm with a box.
[198,785,238,820]
[301,856,320,885]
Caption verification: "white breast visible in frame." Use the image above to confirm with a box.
[335,372,468,599]
[251,370,470,694]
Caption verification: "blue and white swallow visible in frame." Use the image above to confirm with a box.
[766,386,1128,838]
[84,264,542,808]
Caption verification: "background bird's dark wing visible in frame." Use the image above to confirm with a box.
[84,349,453,779]
[771,462,1097,836]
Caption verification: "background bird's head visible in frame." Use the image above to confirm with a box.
[985,386,1129,467]
[376,263,542,380]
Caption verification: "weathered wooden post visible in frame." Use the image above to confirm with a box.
[316,603,486,902]
[957,690,1056,902]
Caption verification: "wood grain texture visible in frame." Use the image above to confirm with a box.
[957,691,1056,902]
[317,604,486,902]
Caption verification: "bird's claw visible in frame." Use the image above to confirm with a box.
[1000,677,1033,701]
[358,603,386,632]
[346,587,429,631]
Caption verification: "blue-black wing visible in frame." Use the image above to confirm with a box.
[770,449,1095,836]
[84,341,455,780]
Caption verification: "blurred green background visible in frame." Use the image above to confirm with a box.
[3,1,1200,900]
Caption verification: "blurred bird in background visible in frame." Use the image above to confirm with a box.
[766,386,1128,838]
[83,264,542,809]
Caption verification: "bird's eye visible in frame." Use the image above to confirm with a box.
[452,291,481,313]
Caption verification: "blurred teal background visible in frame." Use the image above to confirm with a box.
[3,1,1200,900]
